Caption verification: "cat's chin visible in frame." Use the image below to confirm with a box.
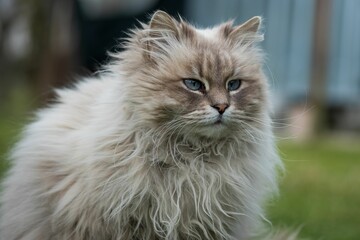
[191,121,232,139]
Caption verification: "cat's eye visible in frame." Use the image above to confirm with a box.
[183,79,205,92]
[227,79,242,91]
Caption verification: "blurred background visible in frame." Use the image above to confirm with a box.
[0,0,359,239]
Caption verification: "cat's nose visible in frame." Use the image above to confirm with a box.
[212,104,229,114]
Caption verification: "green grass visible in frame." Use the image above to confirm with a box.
[0,86,35,176]
[269,139,360,240]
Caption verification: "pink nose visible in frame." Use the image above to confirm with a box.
[212,104,229,114]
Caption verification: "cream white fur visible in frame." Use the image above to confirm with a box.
[0,12,282,240]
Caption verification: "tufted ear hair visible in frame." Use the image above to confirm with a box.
[144,10,180,60]
[227,16,263,45]
[149,10,179,37]
[233,16,262,34]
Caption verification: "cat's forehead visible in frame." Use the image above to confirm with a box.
[182,26,260,84]
[191,48,235,85]
[184,27,237,83]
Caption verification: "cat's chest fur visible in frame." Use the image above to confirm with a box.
[79,138,253,240]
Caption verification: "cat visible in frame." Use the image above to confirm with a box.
[0,10,282,240]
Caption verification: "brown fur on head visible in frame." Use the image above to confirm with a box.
[116,10,268,140]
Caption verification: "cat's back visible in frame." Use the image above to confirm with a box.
[0,76,120,240]
[7,76,117,168]
[37,76,116,132]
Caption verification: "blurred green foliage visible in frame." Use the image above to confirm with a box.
[0,86,34,175]
[0,91,359,240]
[269,140,360,240]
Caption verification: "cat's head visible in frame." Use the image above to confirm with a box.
[118,11,269,139]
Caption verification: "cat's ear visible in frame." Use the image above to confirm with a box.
[145,10,180,59]
[233,16,262,34]
[149,10,179,37]
[227,16,263,45]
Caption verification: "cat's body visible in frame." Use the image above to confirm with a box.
[0,11,281,240]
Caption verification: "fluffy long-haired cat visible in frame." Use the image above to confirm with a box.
[0,10,282,240]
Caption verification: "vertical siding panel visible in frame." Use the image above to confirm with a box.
[286,0,315,100]
[235,0,267,23]
[350,0,360,102]
[355,0,360,100]
[263,0,292,98]
[328,0,343,103]
[185,0,218,27]
[189,0,269,26]
[337,0,352,102]
[329,0,360,104]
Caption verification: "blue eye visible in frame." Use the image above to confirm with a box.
[228,79,241,91]
[183,79,205,92]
